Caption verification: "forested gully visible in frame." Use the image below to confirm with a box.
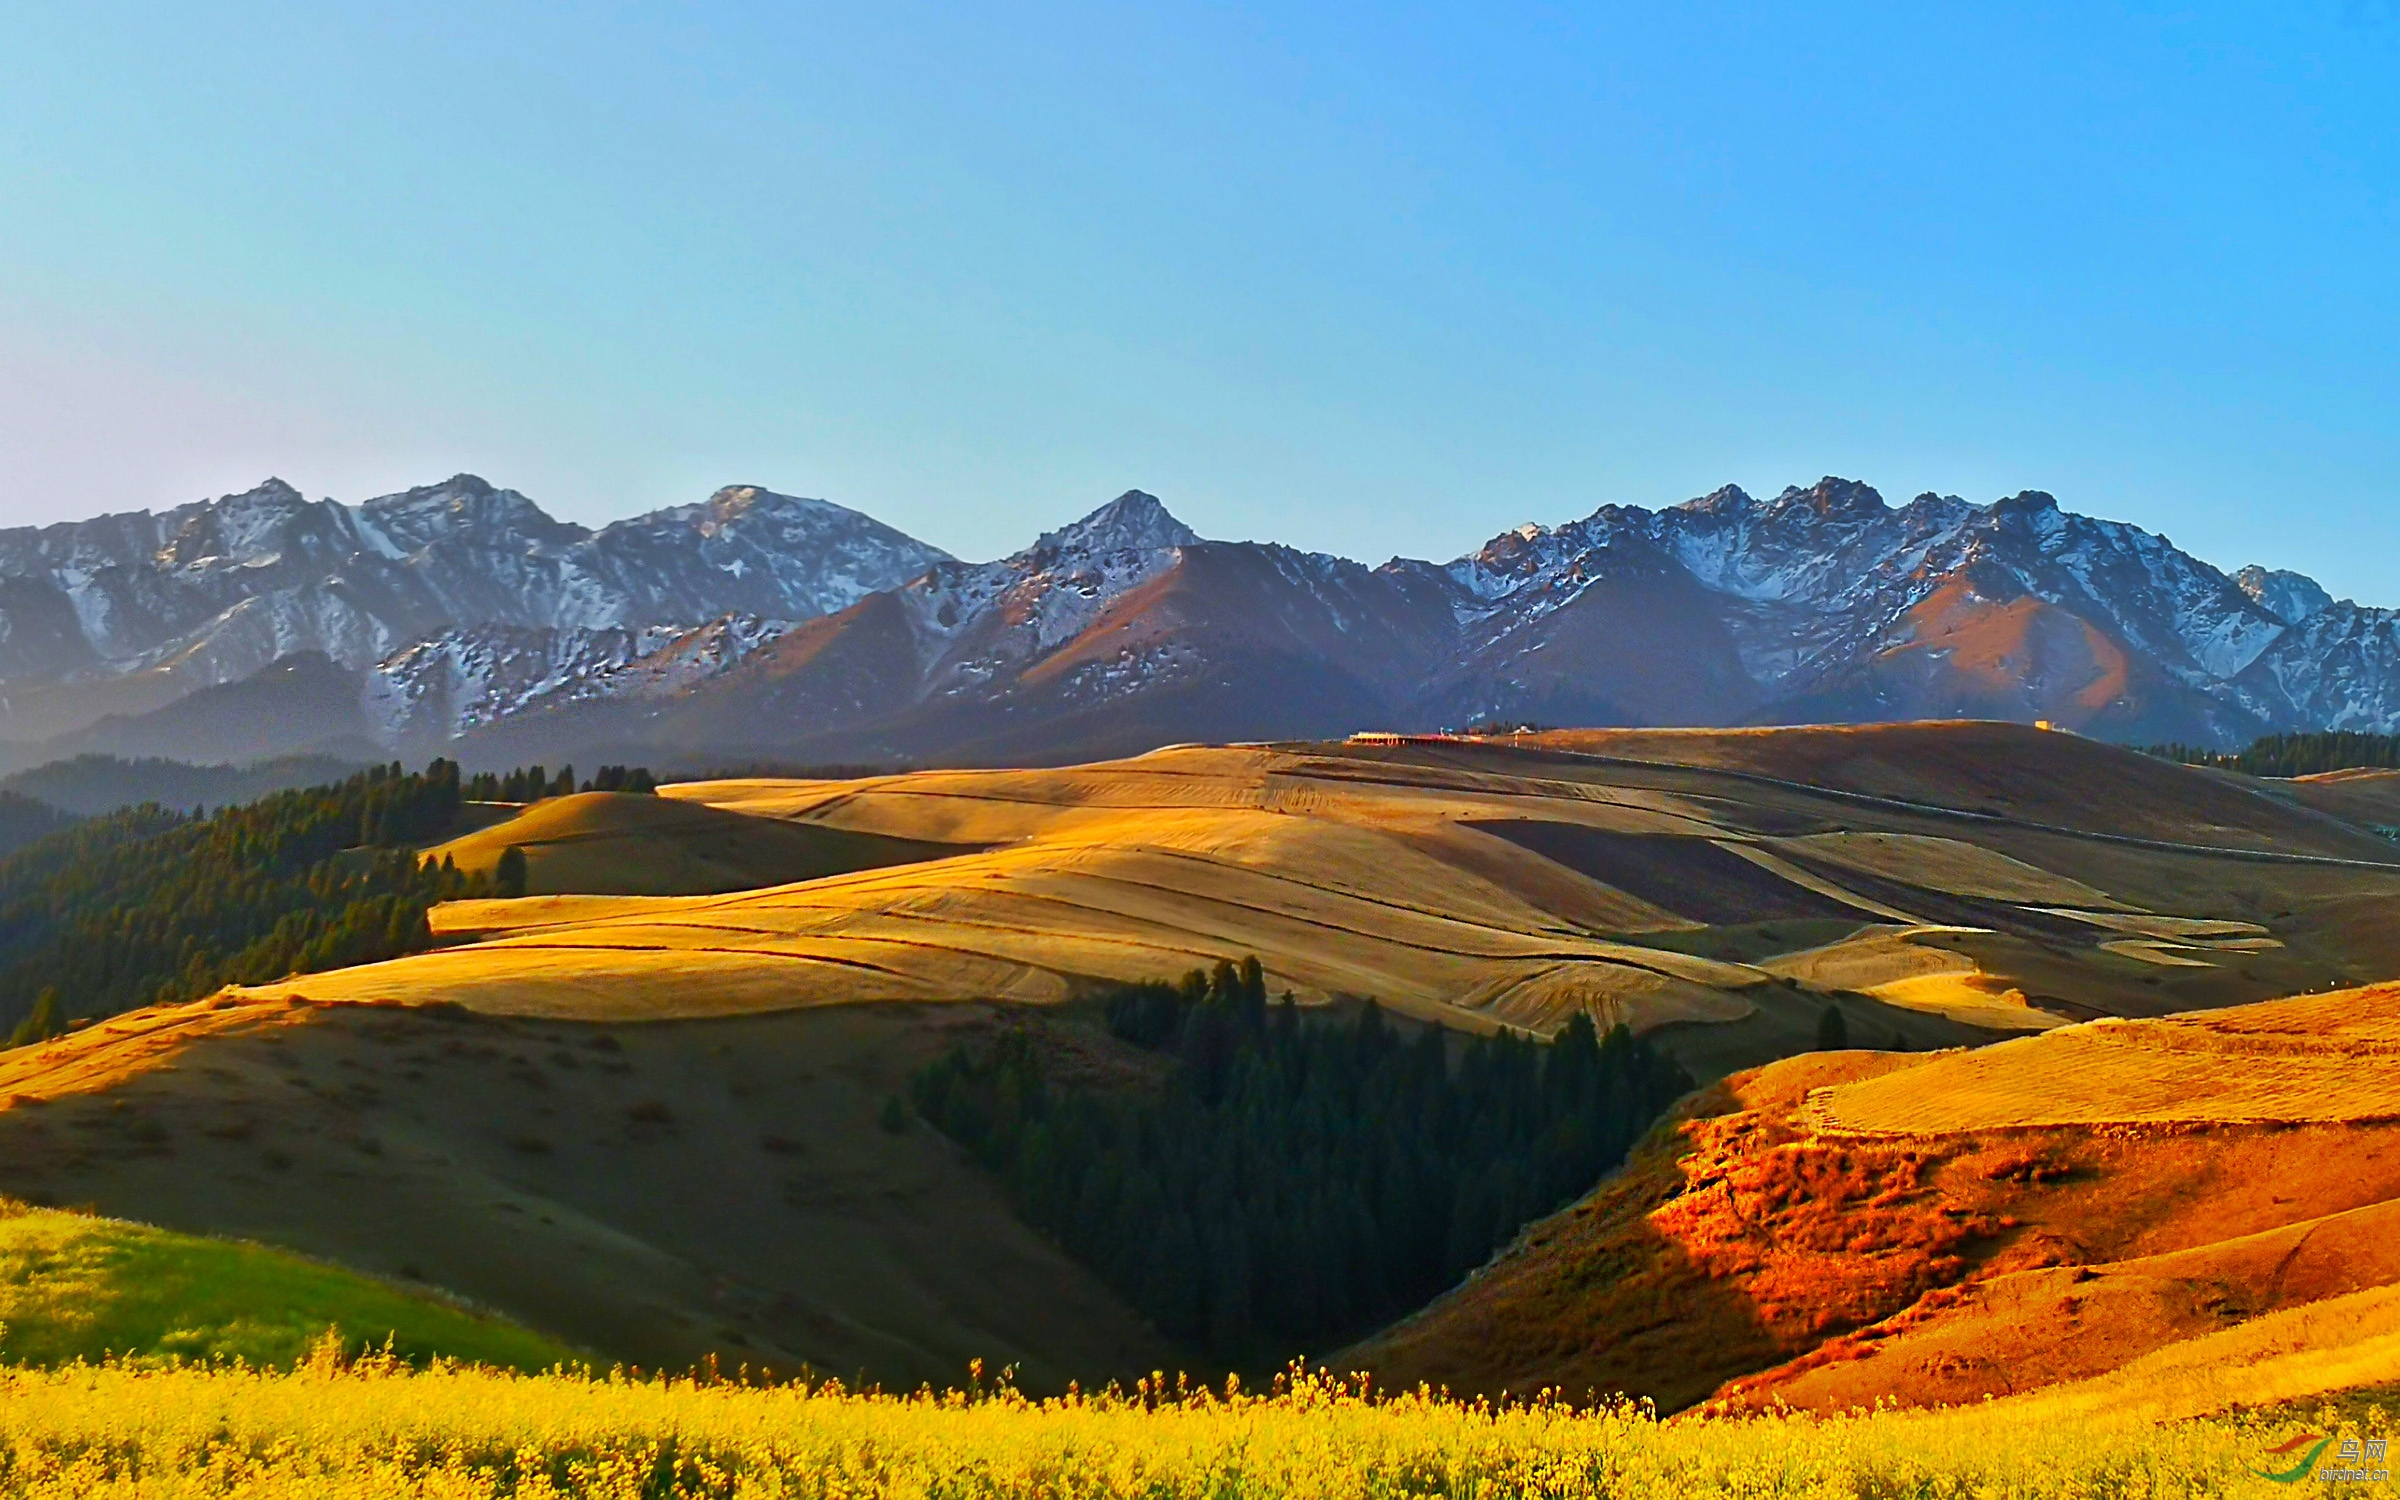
[912,959,1693,1364]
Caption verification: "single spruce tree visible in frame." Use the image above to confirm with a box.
[495,844,530,898]
[7,987,60,1048]
[1815,1002,1850,1051]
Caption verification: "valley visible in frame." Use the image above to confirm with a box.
[13,11,2393,1487]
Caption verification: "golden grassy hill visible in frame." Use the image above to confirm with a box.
[1514,720,2383,850]
[1803,982,2400,1133]
[1350,981,2400,1413]
[423,790,967,897]
[237,731,2400,1057]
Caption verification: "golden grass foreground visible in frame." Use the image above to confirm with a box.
[0,1351,2384,1499]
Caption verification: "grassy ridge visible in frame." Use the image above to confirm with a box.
[0,1359,2382,1498]
[0,1202,574,1372]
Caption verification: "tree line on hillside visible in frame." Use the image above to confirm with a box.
[0,753,365,819]
[911,960,1693,1365]
[465,764,657,802]
[0,757,658,1048]
[2146,731,2400,779]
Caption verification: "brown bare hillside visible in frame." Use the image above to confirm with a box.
[1350,983,2400,1413]
[2286,767,2400,831]
[1742,1197,2400,1411]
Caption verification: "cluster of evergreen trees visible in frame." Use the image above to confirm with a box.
[0,760,495,1046]
[0,755,668,1047]
[2146,731,2400,779]
[912,959,1693,1364]
[0,792,79,861]
[464,764,656,802]
[0,753,363,819]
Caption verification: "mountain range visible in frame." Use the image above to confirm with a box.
[0,472,2389,771]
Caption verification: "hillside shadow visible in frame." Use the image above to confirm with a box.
[1340,1113,1792,1412]
[1344,1052,2035,1412]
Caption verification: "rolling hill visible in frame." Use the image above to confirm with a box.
[2285,766,2400,831]
[0,993,1178,1386]
[1,721,2398,1401]
[422,791,972,898]
[238,724,2400,1045]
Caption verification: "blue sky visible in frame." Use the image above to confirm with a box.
[1,3,2394,597]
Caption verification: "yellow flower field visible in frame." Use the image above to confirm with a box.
[0,1352,2378,1499]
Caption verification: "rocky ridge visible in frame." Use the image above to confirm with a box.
[2,473,2391,769]
[0,476,951,742]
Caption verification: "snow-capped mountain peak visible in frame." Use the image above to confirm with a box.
[1775,476,1889,519]
[1031,490,1202,559]
[0,474,955,740]
[2235,565,2336,626]
[1674,484,1758,516]
[15,473,2400,767]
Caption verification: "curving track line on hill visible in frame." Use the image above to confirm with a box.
[1382,742,2400,872]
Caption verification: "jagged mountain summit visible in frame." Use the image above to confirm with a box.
[439,479,2395,768]
[2235,565,2336,628]
[0,476,952,745]
[0,474,2389,770]
[1428,480,2294,739]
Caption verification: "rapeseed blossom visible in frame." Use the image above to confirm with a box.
[0,1344,2371,1498]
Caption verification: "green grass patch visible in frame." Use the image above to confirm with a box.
[0,1201,576,1371]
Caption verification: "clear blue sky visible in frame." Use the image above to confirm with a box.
[1,3,2395,598]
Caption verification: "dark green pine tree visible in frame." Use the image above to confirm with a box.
[1815,1002,1851,1051]
[6,986,59,1048]
[494,844,530,898]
